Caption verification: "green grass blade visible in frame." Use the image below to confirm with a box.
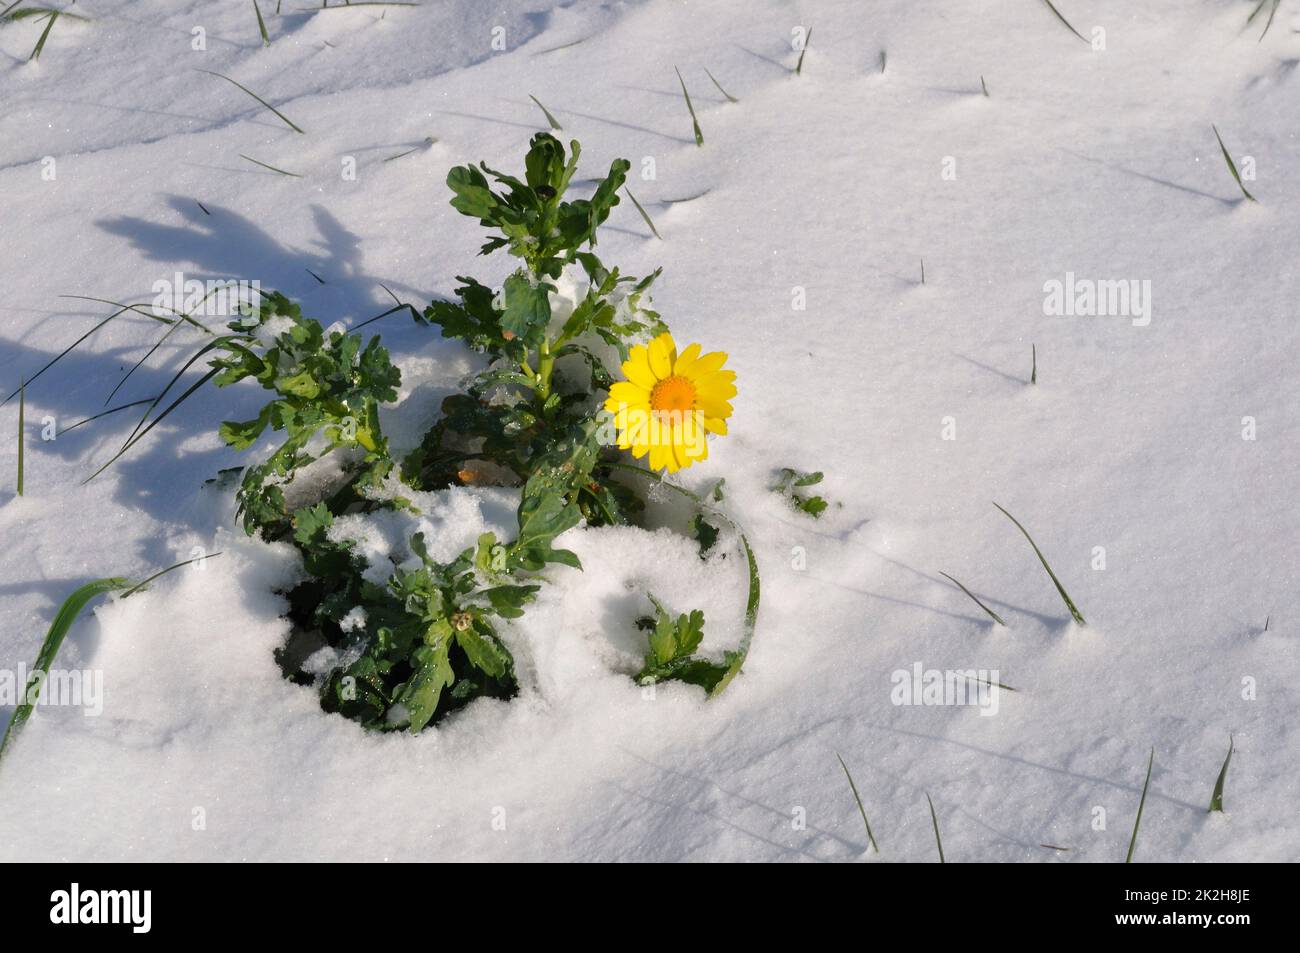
[1125,748,1154,862]
[674,66,704,147]
[981,75,989,97]
[795,27,811,74]
[59,396,159,436]
[937,572,1006,626]
[1040,0,1087,43]
[992,502,1086,625]
[5,5,89,21]
[836,754,880,852]
[704,67,738,102]
[1208,736,1233,813]
[0,577,130,765]
[199,69,305,134]
[122,551,222,598]
[623,187,661,239]
[240,153,302,177]
[1212,124,1256,202]
[253,0,270,45]
[1031,343,1037,384]
[528,94,562,131]
[16,379,25,495]
[2,300,175,405]
[927,792,945,862]
[84,366,222,484]
[1258,0,1280,40]
[28,9,55,61]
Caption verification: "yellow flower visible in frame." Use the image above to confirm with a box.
[603,332,736,473]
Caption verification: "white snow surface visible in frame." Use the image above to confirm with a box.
[1,0,1297,861]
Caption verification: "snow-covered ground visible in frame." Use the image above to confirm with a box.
[1,0,1296,862]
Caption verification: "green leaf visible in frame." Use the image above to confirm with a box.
[500,273,553,346]
[400,636,454,732]
[455,621,514,679]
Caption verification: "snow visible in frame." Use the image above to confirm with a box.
[1,0,1297,861]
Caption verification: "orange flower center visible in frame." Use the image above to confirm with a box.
[650,375,696,413]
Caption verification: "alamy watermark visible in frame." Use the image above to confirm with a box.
[0,666,104,716]
[891,662,1001,716]
[1043,272,1151,327]
[152,271,260,318]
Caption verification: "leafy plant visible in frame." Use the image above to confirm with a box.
[771,467,828,517]
[635,595,736,692]
[20,133,759,735]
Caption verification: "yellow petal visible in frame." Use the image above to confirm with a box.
[607,381,650,408]
[622,345,657,390]
[682,350,727,379]
[696,396,733,419]
[648,333,676,379]
[672,342,701,375]
[703,416,728,435]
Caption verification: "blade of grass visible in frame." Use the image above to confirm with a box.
[981,75,989,97]
[1040,0,1087,43]
[383,136,435,161]
[253,0,270,45]
[836,754,880,852]
[84,366,223,484]
[28,9,56,61]
[1212,124,1256,202]
[1031,343,1037,384]
[16,379,25,495]
[704,67,738,102]
[59,396,159,436]
[61,294,212,335]
[674,66,704,147]
[528,94,562,131]
[240,153,302,177]
[1208,735,1233,813]
[879,49,887,73]
[105,286,224,405]
[1125,748,1154,862]
[2,301,175,405]
[937,571,1006,626]
[623,187,661,239]
[992,501,1086,625]
[920,256,925,285]
[198,69,305,134]
[121,551,222,598]
[927,792,945,863]
[795,27,811,74]
[0,577,130,764]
